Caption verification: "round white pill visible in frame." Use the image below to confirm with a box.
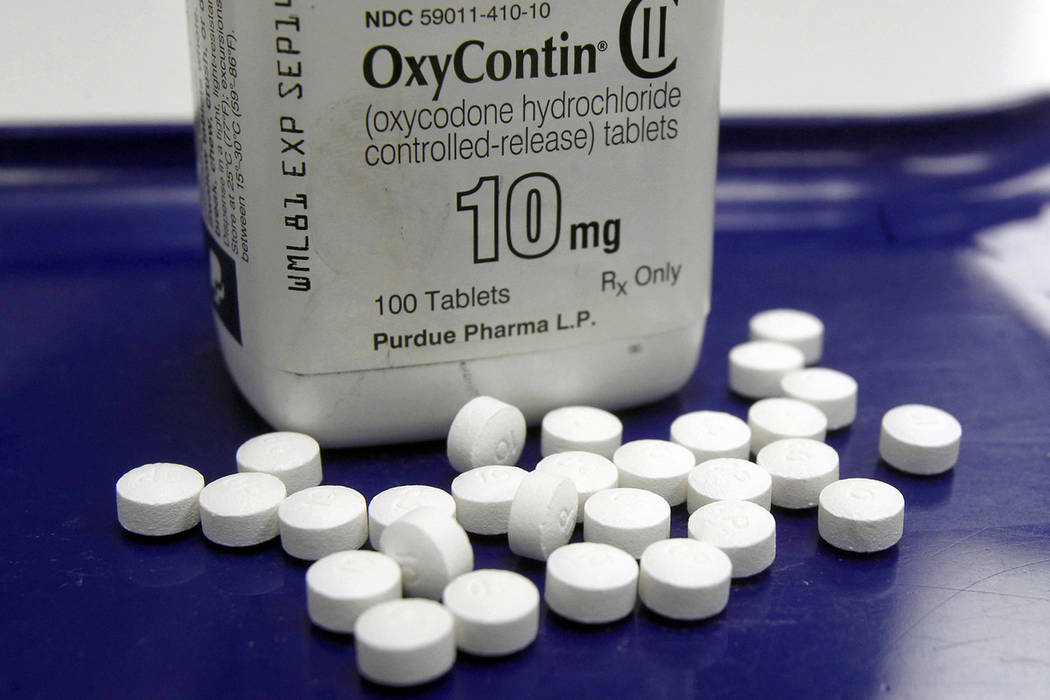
[278,485,368,560]
[450,465,527,535]
[235,431,322,495]
[686,458,772,513]
[442,569,539,656]
[544,542,639,624]
[507,471,578,561]
[748,397,828,454]
[535,451,619,522]
[306,550,402,634]
[379,507,474,600]
[198,472,287,547]
[612,440,695,506]
[749,308,824,365]
[583,487,671,558]
[639,538,732,621]
[540,405,623,459]
[115,463,205,536]
[879,404,962,475]
[688,500,776,578]
[818,478,905,552]
[446,396,526,473]
[780,367,858,430]
[728,340,806,399]
[368,485,456,550]
[354,598,456,687]
[670,410,752,463]
[756,438,839,509]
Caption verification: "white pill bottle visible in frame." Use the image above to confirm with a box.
[186,0,723,446]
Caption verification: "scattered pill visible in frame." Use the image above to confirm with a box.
[670,410,751,462]
[544,542,639,624]
[306,550,402,634]
[235,431,322,495]
[354,598,456,687]
[507,471,578,561]
[278,485,368,560]
[368,485,456,550]
[442,569,540,656]
[728,340,806,399]
[451,465,528,535]
[536,451,619,522]
[780,367,858,430]
[879,404,962,475]
[748,397,828,454]
[198,472,287,547]
[612,439,695,506]
[686,458,772,513]
[749,308,824,365]
[541,406,623,459]
[639,538,732,621]
[379,507,474,600]
[688,500,776,578]
[756,438,839,509]
[115,463,205,537]
[583,487,671,558]
[446,396,526,473]
[818,478,905,552]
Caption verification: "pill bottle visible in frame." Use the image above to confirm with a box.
[186,0,723,446]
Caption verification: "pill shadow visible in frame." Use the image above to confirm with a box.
[875,459,955,508]
[201,536,282,557]
[637,604,727,629]
[116,524,202,545]
[357,673,454,697]
[118,526,206,588]
[816,538,902,562]
[814,538,901,596]
[309,624,353,647]
[543,606,637,636]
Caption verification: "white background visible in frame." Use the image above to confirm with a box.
[4,0,1050,124]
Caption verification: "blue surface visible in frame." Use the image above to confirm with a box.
[2,101,1050,698]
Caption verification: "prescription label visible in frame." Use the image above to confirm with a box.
[188,0,721,373]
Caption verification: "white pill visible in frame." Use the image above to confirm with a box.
[535,451,619,521]
[115,463,205,536]
[583,487,671,558]
[198,472,287,547]
[442,569,539,656]
[446,396,526,473]
[688,500,776,578]
[749,308,824,365]
[368,485,456,550]
[818,478,905,552]
[540,405,623,459]
[544,542,639,624]
[670,410,751,462]
[235,431,322,495]
[748,397,828,454]
[612,440,695,506]
[639,538,732,621]
[686,458,772,513]
[728,341,806,399]
[879,404,962,475]
[379,507,474,600]
[507,471,578,561]
[354,598,456,687]
[450,465,527,535]
[780,367,858,430]
[306,550,402,634]
[756,438,839,509]
[278,485,368,560]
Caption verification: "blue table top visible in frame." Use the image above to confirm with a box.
[2,100,1050,698]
